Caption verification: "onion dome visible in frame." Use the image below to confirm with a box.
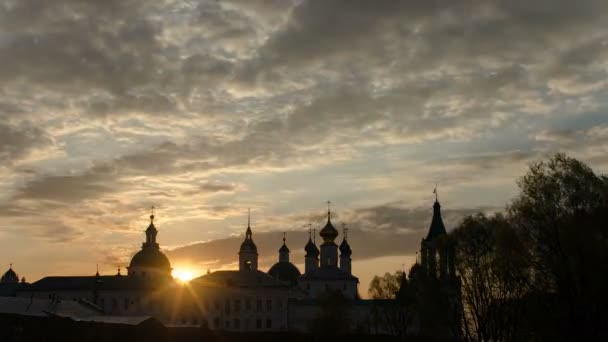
[339,238,352,256]
[426,197,447,241]
[339,224,352,256]
[304,230,319,257]
[268,262,301,285]
[319,208,338,243]
[1,264,19,283]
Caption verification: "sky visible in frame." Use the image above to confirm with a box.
[1,0,607,295]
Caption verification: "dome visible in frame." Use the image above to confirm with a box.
[319,217,338,243]
[129,248,171,270]
[339,239,352,256]
[1,266,19,283]
[305,238,319,257]
[268,262,301,284]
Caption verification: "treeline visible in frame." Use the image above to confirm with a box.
[370,154,608,341]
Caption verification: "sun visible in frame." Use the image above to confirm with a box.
[172,269,195,283]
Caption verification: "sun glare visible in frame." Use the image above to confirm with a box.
[172,269,194,283]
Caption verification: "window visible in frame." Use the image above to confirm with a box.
[224,298,231,314]
[225,320,230,329]
[265,299,272,311]
[124,298,129,310]
[306,283,310,290]
[256,319,262,329]
[256,299,262,312]
[277,299,283,309]
[234,319,240,330]
[245,298,251,311]
[100,298,105,309]
[245,260,252,270]
[234,299,241,313]
[343,283,347,290]
[266,319,272,329]
[214,317,220,328]
[112,298,117,311]
[214,300,220,311]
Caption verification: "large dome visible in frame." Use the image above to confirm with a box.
[268,262,301,284]
[129,248,171,270]
[1,266,19,283]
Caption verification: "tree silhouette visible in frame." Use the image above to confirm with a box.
[508,153,608,339]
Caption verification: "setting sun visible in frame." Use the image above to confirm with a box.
[172,269,195,283]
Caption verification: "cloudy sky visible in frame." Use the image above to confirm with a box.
[1,0,607,294]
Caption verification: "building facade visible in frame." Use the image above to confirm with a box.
[2,200,460,334]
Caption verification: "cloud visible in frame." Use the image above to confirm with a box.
[0,0,607,282]
[0,123,56,164]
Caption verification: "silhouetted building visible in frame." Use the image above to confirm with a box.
[404,194,461,339]
[3,200,455,334]
[128,213,172,280]
[296,209,359,300]
[268,234,301,285]
[1,264,19,284]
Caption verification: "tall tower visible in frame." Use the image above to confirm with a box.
[304,227,320,274]
[319,202,339,268]
[339,224,352,274]
[239,210,258,271]
[420,192,455,280]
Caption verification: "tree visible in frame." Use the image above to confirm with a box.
[508,153,608,338]
[367,271,413,339]
[368,271,403,299]
[451,213,530,341]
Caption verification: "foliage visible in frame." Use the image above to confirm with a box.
[508,153,608,338]
[368,271,403,299]
[451,213,530,341]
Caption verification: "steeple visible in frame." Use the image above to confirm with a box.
[144,206,159,249]
[239,209,258,271]
[279,232,290,263]
[426,189,447,241]
[245,208,252,239]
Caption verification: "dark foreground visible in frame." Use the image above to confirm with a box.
[0,314,439,342]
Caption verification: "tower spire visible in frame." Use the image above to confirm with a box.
[327,200,331,220]
[342,222,348,240]
[96,264,100,277]
[150,205,155,222]
[433,184,439,202]
[283,232,286,245]
[247,208,251,228]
